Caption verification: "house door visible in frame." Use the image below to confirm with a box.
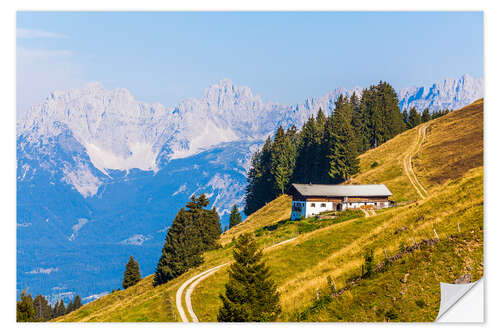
[336,203,342,211]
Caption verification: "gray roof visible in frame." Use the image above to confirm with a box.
[291,183,392,197]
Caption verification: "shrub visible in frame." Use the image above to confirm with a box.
[385,308,398,321]
[370,161,380,168]
[415,299,426,308]
[362,249,375,278]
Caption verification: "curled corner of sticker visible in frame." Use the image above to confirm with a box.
[435,278,483,322]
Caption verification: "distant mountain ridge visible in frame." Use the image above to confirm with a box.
[398,73,483,112]
[16,74,483,303]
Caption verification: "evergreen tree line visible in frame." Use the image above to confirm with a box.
[153,194,222,286]
[17,290,82,322]
[402,107,450,129]
[244,81,407,216]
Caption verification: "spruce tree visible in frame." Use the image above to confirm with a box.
[55,299,66,318]
[153,207,203,286]
[402,109,409,129]
[66,299,74,314]
[17,290,36,322]
[270,126,295,195]
[33,294,52,321]
[218,233,281,322]
[73,295,83,311]
[229,204,242,229]
[408,107,422,129]
[421,108,431,123]
[326,95,360,182]
[154,194,220,286]
[244,137,274,216]
[123,256,142,289]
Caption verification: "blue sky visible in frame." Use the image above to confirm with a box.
[17,11,483,115]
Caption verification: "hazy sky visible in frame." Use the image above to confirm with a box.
[17,11,483,115]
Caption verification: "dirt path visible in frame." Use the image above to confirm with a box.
[360,208,376,217]
[176,237,297,322]
[403,124,429,199]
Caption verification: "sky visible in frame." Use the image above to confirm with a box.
[16,11,483,115]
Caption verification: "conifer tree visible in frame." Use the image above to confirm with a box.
[55,299,66,318]
[292,115,317,184]
[66,299,74,314]
[73,295,83,311]
[270,126,295,194]
[326,95,360,182]
[33,294,52,321]
[244,137,274,215]
[408,107,422,128]
[17,290,36,322]
[122,256,142,289]
[218,233,281,322]
[421,108,431,123]
[154,194,220,286]
[402,108,409,128]
[153,207,203,286]
[229,204,242,229]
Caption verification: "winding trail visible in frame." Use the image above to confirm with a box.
[403,124,429,200]
[176,237,297,322]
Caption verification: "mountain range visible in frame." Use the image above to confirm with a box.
[16,74,483,303]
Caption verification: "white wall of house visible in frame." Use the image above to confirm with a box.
[291,199,389,220]
[303,201,335,218]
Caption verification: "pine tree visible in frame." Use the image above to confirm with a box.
[326,95,360,182]
[55,299,66,318]
[66,299,74,314]
[402,108,409,128]
[421,108,431,123]
[33,294,52,321]
[229,204,242,229]
[153,207,203,286]
[218,233,281,322]
[154,195,220,286]
[292,116,316,184]
[17,290,36,322]
[122,256,142,289]
[270,126,295,195]
[408,107,421,129]
[244,137,274,216]
[73,295,83,311]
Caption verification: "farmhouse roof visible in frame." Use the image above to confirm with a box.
[290,183,392,197]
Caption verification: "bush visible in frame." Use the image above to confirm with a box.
[399,241,406,253]
[362,249,375,278]
[415,299,426,308]
[370,161,379,168]
[385,308,398,321]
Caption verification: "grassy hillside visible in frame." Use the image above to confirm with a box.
[58,99,483,322]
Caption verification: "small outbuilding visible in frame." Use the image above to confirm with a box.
[287,183,392,220]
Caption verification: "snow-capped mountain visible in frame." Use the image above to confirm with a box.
[17,74,483,303]
[398,74,484,112]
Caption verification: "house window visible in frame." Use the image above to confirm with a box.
[321,203,326,208]
[311,203,316,207]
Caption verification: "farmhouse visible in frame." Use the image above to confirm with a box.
[287,183,392,220]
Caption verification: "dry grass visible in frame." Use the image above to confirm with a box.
[219,195,292,245]
[413,99,483,189]
[351,127,422,202]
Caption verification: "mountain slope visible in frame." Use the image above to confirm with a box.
[58,99,483,322]
[17,75,483,301]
